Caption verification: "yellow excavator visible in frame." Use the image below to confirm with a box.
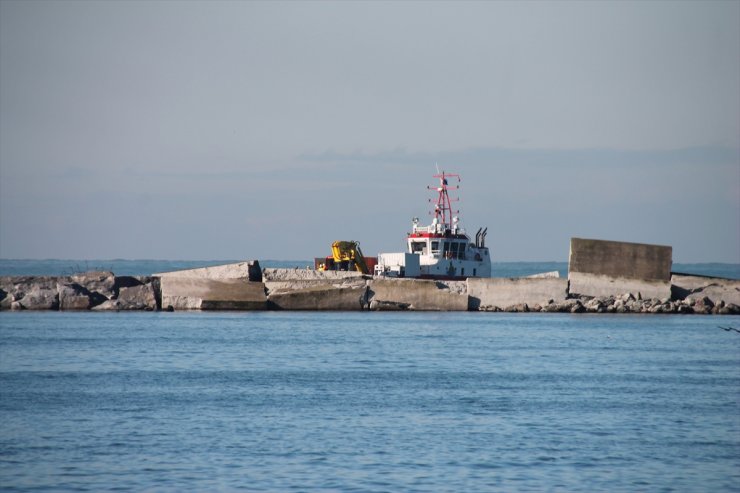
[320,241,370,274]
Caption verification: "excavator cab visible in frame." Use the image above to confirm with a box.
[321,241,369,274]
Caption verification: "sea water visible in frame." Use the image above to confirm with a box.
[1,311,739,491]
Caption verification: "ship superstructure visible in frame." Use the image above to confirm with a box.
[375,171,491,280]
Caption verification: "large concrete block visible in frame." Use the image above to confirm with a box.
[568,238,672,298]
[671,274,740,305]
[569,238,672,281]
[155,261,261,281]
[569,272,671,300]
[268,284,369,310]
[467,277,568,310]
[160,277,267,310]
[367,279,468,311]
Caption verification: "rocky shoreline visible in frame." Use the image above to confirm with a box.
[479,292,738,315]
[1,268,738,314]
[0,272,159,311]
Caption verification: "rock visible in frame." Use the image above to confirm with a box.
[676,303,693,314]
[585,298,604,313]
[0,288,10,310]
[693,296,715,314]
[542,301,562,313]
[70,271,115,300]
[368,300,412,311]
[4,276,60,310]
[248,260,262,282]
[723,303,740,314]
[91,300,122,311]
[58,283,93,310]
[570,300,586,313]
[116,283,157,310]
[504,303,529,312]
[15,286,59,310]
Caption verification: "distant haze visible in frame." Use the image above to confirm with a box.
[1,1,738,262]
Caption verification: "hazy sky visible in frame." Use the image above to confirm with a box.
[1,1,738,262]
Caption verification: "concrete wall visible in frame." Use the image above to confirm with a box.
[160,277,267,310]
[569,238,672,281]
[568,238,673,299]
[467,277,568,310]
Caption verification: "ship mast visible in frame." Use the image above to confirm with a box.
[428,171,460,230]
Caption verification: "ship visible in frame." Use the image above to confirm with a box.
[375,171,491,280]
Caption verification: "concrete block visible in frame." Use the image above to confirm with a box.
[262,268,366,282]
[525,271,560,279]
[671,274,740,305]
[155,261,261,281]
[569,238,672,281]
[265,278,367,295]
[467,277,568,310]
[367,279,468,311]
[160,277,267,310]
[569,272,671,300]
[268,284,368,310]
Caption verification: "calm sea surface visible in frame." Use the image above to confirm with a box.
[1,311,739,492]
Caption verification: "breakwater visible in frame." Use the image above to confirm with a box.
[2,239,739,314]
[1,267,738,314]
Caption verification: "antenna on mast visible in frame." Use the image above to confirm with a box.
[427,167,461,229]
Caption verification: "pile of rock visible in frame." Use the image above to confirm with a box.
[478,293,739,314]
[0,271,159,311]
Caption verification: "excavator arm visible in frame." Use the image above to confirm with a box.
[331,241,369,274]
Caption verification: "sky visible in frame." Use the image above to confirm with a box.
[1,0,738,263]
